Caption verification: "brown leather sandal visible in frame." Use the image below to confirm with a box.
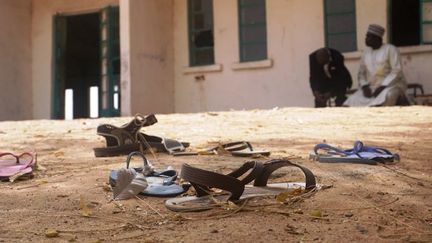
[165,159,316,212]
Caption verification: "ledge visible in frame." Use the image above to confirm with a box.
[183,64,223,74]
[398,44,432,54]
[343,44,432,61]
[343,51,361,60]
[231,59,273,71]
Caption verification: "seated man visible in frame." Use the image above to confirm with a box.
[344,24,407,107]
[309,48,352,107]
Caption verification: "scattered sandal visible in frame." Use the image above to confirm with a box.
[165,159,316,212]
[109,151,189,197]
[94,114,189,157]
[310,141,400,165]
[0,152,37,182]
[173,141,270,157]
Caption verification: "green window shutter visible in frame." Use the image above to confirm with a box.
[52,15,67,119]
[324,0,357,52]
[421,0,432,44]
[188,0,215,66]
[99,6,120,117]
[238,0,267,62]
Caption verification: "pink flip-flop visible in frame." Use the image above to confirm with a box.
[0,152,36,181]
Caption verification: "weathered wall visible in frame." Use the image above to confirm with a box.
[174,0,324,112]
[121,0,174,116]
[346,0,432,92]
[0,0,32,121]
[173,0,432,112]
[19,0,432,119]
[32,0,118,119]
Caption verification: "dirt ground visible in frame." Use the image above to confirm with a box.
[0,106,431,242]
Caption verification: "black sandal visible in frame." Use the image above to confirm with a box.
[93,114,189,157]
[165,159,316,212]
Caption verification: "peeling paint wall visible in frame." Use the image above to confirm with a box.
[0,0,32,121]
[32,0,118,119]
[173,0,432,112]
[122,0,175,115]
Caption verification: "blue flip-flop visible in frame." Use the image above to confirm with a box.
[109,151,189,197]
[310,141,400,165]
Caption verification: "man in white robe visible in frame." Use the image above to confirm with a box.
[344,24,407,107]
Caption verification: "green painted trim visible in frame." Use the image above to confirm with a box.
[51,14,67,119]
[239,22,266,27]
[187,0,215,66]
[327,31,356,36]
[388,0,392,43]
[237,0,242,62]
[99,5,120,117]
[238,0,267,62]
[326,12,356,16]
[190,46,214,51]
[324,0,357,52]
[51,15,60,119]
[421,0,432,43]
[420,0,424,44]
[324,0,329,48]
[241,41,267,45]
[239,2,264,8]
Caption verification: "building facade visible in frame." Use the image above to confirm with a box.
[0,0,431,120]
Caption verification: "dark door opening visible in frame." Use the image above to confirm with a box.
[390,0,420,47]
[52,7,120,120]
[65,13,100,119]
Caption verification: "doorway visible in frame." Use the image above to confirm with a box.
[52,6,120,119]
[389,0,420,47]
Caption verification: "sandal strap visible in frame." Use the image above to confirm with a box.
[208,141,252,153]
[227,160,264,185]
[128,114,158,134]
[0,152,35,167]
[125,151,154,175]
[181,163,264,200]
[253,159,316,190]
[315,141,396,160]
[97,114,158,146]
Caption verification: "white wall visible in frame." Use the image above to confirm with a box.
[173,0,432,112]
[32,0,118,119]
[122,0,175,116]
[0,0,32,121]
[26,0,432,119]
[173,0,329,112]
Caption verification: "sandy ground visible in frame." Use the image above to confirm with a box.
[0,106,431,242]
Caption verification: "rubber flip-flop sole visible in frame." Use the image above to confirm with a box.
[165,182,309,212]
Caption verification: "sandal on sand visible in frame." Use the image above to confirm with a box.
[310,141,400,165]
[165,159,316,212]
[0,152,37,182]
[137,133,190,155]
[109,151,188,197]
[173,141,270,157]
[94,114,189,157]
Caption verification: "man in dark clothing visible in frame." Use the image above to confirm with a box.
[309,48,352,107]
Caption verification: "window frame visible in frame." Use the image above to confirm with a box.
[389,0,432,46]
[421,0,432,44]
[187,0,215,67]
[324,0,357,53]
[237,0,268,62]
